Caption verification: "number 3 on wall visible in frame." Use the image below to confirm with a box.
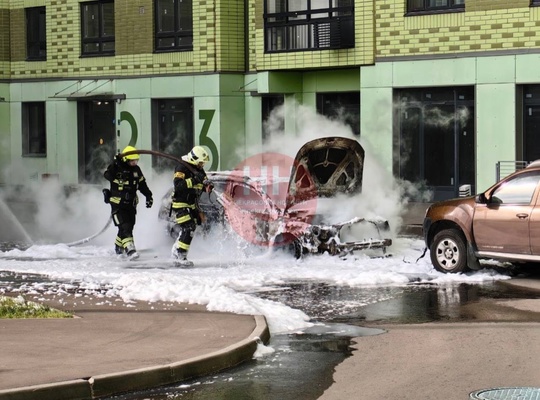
[199,109,219,171]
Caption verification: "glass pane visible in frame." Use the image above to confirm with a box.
[26,8,46,58]
[26,103,46,155]
[267,26,285,51]
[493,173,540,204]
[83,42,100,53]
[428,0,449,7]
[266,0,286,13]
[424,105,454,186]
[289,0,308,12]
[102,41,115,52]
[178,0,192,31]
[158,37,176,48]
[311,0,329,10]
[157,0,175,32]
[408,0,424,11]
[288,24,309,49]
[177,35,193,47]
[102,2,115,37]
[332,0,353,6]
[400,107,422,182]
[82,4,100,39]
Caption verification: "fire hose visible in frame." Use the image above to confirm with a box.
[66,149,212,247]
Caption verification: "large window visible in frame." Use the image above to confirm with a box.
[22,102,46,157]
[396,87,475,201]
[26,7,46,61]
[151,99,194,171]
[407,0,464,14]
[264,0,354,53]
[155,0,193,52]
[81,0,115,56]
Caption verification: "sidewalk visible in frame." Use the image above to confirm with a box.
[319,278,540,400]
[0,297,270,400]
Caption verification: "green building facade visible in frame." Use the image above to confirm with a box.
[1,0,540,201]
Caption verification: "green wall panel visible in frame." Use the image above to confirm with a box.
[476,83,516,191]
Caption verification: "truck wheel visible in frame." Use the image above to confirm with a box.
[430,229,468,273]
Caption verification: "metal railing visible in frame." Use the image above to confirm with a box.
[496,161,529,182]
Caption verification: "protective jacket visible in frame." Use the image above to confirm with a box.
[104,158,152,209]
[171,162,207,210]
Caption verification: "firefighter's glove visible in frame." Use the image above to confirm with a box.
[102,189,111,204]
[145,197,153,208]
[203,179,214,193]
[192,170,207,185]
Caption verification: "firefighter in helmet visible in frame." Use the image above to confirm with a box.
[170,145,212,265]
[103,146,153,259]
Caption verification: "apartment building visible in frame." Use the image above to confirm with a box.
[1,0,540,201]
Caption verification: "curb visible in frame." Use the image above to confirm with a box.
[0,315,270,400]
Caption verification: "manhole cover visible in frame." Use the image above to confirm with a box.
[470,387,540,399]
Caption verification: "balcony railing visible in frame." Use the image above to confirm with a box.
[496,161,529,182]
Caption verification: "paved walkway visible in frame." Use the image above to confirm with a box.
[0,297,270,400]
[319,278,540,400]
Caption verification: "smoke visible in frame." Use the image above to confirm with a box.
[257,102,408,238]
[0,158,177,253]
[2,101,423,252]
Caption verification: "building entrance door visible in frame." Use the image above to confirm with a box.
[77,100,116,183]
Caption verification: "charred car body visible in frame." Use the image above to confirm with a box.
[423,160,540,273]
[159,137,392,258]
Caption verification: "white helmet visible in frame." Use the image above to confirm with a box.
[182,146,209,165]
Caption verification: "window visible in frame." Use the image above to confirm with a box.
[155,0,193,52]
[317,92,360,136]
[26,7,46,61]
[151,99,194,171]
[262,95,284,142]
[81,0,115,56]
[407,0,464,13]
[491,172,540,205]
[22,102,46,156]
[264,0,354,53]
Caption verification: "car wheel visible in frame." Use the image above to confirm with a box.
[430,229,468,273]
[273,234,303,259]
[289,239,303,259]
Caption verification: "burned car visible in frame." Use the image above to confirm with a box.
[159,137,392,258]
[423,160,540,273]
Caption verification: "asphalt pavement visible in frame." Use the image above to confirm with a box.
[319,278,540,400]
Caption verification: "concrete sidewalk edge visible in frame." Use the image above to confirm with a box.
[0,315,270,400]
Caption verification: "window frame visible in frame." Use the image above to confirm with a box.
[22,102,47,157]
[406,0,464,15]
[154,0,194,52]
[80,0,115,57]
[264,0,355,53]
[26,6,47,61]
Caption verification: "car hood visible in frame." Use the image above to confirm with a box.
[285,136,365,210]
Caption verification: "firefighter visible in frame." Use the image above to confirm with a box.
[171,145,212,265]
[103,146,153,260]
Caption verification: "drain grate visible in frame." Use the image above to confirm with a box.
[470,387,540,399]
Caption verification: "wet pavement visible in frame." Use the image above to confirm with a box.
[3,267,536,400]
